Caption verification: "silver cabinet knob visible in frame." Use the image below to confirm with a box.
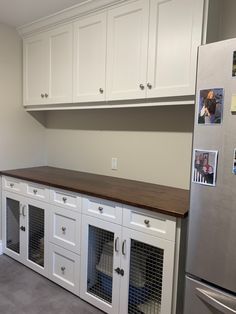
[139,84,145,90]
[33,189,37,194]
[98,206,103,213]
[99,88,104,94]
[10,183,14,188]
[41,93,45,98]
[147,83,152,89]
[61,266,65,273]
[61,226,66,234]
[62,197,67,203]
[45,93,48,98]
[144,219,150,226]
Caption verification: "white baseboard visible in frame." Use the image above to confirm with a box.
[0,241,2,255]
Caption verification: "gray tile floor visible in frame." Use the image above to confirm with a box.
[0,255,103,314]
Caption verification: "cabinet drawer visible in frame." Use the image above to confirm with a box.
[2,176,22,194]
[25,182,50,202]
[123,207,176,241]
[48,243,80,295]
[82,196,122,224]
[50,189,82,211]
[49,206,81,253]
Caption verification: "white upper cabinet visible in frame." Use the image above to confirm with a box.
[73,12,107,102]
[47,25,73,104]
[23,24,73,106]
[106,0,149,101]
[22,0,207,108]
[24,34,48,106]
[147,0,204,98]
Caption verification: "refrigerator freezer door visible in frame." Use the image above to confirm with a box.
[184,276,236,314]
[186,38,236,293]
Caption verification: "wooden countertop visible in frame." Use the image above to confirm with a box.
[0,166,189,218]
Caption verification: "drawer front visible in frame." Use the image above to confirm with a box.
[123,207,176,241]
[49,206,81,253]
[82,196,122,224]
[2,176,22,194]
[48,243,80,295]
[25,182,50,202]
[50,189,82,211]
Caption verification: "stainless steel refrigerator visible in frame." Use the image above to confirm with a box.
[184,38,236,313]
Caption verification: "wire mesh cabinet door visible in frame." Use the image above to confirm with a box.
[23,197,49,277]
[2,191,25,262]
[80,215,122,314]
[120,228,175,314]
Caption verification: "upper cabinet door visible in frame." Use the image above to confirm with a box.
[46,24,73,104]
[147,0,204,98]
[106,0,149,101]
[23,34,48,106]
[73,13,107,103]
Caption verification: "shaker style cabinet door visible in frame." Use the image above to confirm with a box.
[23,34,48,106]
[80,215,122,314]
[73,12,107,102]
[119,228,175,314]
[46,24,73,104]
[147,0,204,98]
[106,0,149,101]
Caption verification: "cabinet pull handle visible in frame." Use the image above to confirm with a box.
[147,83,152,89]
[33,189,37,194]
[144,219,150,227]
[114,267,120,275]
[22,205,26,217]
[20,226,26,232]
[45,93,48,98]
[41,93,45,98]
[61,226,66,234]
[115,237,119,252]
[139,84,145,90]
[62,197,67,203]
[122,240,126,256]
[10,183,14,188]
[99,88,104,94]
[98,206,103,213]
[120,269,124,276]
[61,266,65,273]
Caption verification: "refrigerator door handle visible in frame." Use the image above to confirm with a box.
[196,288,236,314]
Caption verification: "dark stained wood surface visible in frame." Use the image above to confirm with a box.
[0,166,189,218]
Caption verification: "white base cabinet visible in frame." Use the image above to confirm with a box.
[80,208,177,314]
[2,191,49,277]
[1,175,184,314]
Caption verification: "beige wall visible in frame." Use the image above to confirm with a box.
[0,24,46,238]
[46,106,194,189]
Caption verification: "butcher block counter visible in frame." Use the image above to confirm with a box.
[0,166,189,218]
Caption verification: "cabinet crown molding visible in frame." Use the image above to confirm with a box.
[17,0,127,38]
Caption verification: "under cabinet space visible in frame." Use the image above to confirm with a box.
[123,207,176,241]
[82,196,122,224]
[50,189,82,211]
[48,243,80,295]
[49,206,81,253]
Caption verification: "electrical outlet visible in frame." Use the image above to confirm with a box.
[111,157,118,170]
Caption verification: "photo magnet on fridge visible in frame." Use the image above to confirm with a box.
[232,51,236,77]
[197,88,224,124]
[192,149,218,186]
[232,149,236,174]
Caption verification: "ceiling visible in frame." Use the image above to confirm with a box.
[0,0,88,27]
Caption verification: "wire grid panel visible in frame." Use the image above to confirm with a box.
[28,205,45,267]
[128,239,164,314]
[87,225,114,304]
[6,198,20,254]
